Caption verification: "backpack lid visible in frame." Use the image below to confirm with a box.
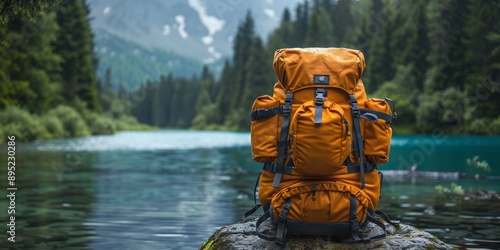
[273,47,366,94]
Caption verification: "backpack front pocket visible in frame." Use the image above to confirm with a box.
[290,100,351,176]
[270,181,370,237]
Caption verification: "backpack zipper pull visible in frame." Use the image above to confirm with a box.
[344,118,351,136]
[311,183,317,201]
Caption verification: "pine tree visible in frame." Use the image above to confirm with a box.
[215,60,235,125]
[305,3,334,47]
[398,0,429,91]
[267,7,293,52]
[363,0,394,94]
[4,11,61,113]
[462,0,500,120]
[331,0,354,45]
[238,36,272,129]
[54,0,101,112]
[291,1,309,47]
[226,11,255,128]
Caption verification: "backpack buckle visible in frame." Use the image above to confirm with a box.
[315,88,327,105]
[351,106,361,117]
[282,94,293,116]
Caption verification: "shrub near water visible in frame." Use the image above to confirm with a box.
[40,115,65,139]
[47,105,90,137]
[0,106,45,141]
[0,105,153,142]
[85,112,116,135]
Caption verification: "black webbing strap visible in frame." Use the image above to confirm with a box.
[250,106,283,121]
[276,199,291,247]
[241,204,262,223]
[349,195,360,235]
[273,93,293,188]
[364,214,387,240]
[253,171,262,211]
[375,210,400,226]
[360,109,392,124]
[314,88,326,125]
[344,195,369,243]
[263,162,293,175]
[379,171,384,199]
[255,210,276,241]
[347,161,377,174]
[350,95,365,189]
[341,205,393,243]
[241,172,265,222]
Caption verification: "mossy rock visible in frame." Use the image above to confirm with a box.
[200,219,454,250]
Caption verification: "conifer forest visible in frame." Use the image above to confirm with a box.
[1,0,499,142]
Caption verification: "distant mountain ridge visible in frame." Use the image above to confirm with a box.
[94,29,203,90]
[87,0,303,89]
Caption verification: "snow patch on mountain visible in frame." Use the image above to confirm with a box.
[175,15,188,39]
[103,6,111,15]
[263,8,277,20]
[163,24,171,36]
[188,0,225,45]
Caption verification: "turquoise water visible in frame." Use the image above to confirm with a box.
[0,130,499,249]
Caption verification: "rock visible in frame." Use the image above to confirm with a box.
[200,219,455,250]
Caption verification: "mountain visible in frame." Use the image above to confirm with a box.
[87,0,303,89]
[94,29,203,90]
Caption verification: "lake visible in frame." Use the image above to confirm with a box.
[0,130,499,249]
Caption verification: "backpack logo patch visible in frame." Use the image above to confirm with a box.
[313,75,330,85]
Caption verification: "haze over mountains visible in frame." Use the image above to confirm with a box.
[87,0,303,89]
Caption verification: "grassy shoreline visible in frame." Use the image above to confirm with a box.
[0,105,155,143]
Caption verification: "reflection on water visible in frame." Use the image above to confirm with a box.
[0,131,499,249]
[378,177,500,249]
[0,151,96,249]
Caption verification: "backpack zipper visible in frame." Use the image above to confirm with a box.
[311,182,317,201]
[344,118,351,136]
[288,132,294,154]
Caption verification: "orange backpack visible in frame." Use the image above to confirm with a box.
[243,47,398,246]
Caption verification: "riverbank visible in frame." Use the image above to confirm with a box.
[0,105,155,143]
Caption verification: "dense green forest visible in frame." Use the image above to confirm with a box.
[0,0,148,142]
[133,0,500,135]
[1,0,499,142]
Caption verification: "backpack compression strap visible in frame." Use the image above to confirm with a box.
[273,93,293,188]
[314,88,327,124]
[250,106,283,121]
[349,95,366,189]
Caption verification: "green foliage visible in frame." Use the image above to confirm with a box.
[40,114,65,139]
[0,0,58,18]
[466,155,491,191]
[435,183,464,196]
[466,156,491,173]
[373,65,418,127]
[54,0,101,112]
[47,105,90,138]
[5,0,498,135]
[489,117,500,134]
[85,112,116,135]
[0,106,45,141]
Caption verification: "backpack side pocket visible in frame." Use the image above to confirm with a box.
[363,98,393,164]
[251,95,282,163]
